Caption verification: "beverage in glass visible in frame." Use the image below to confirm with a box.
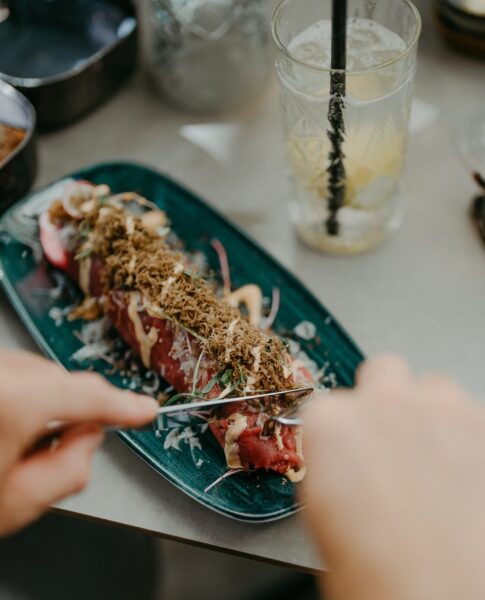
[272,0,421,254]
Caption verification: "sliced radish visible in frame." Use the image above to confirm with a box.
[39,212,69,269]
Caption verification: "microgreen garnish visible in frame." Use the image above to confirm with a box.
[237,366,248,390]
[191,350,206,394]
[162,350,207,407]
[74,221,92,241]
[219,368,233,387]
[162,392,193,407]
[74,247,93,260]
[184,269,202,281]
[199,373,219,396]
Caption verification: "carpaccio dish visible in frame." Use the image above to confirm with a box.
[39,180,320,482]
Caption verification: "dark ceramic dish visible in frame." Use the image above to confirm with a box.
[0,162,364,521]
[0,80,37,213]
[0,0,137,130]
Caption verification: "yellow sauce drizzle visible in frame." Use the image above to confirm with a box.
[226,284,263,327]
[79,256,92,296]
[127,293,159,368]
[224,413,248,469]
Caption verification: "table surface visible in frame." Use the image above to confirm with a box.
[1,0,484,573]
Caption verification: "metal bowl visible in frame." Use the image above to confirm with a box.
[0,80,37,213]
[0,0,138,131]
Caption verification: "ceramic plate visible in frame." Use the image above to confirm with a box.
[0,162,364,522]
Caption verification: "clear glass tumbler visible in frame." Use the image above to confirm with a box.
[138,0,272,113]
[272,0,421,254]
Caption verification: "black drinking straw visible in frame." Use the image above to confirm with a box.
[326,0,347,236]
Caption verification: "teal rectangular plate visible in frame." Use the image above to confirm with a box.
[0,162,364,522]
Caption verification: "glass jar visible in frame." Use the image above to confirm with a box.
[138,0,272,113]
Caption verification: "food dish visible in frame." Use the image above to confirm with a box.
[0,162,363,520]
[39,179,315,481]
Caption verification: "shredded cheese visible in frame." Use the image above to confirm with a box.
[125,215,135,235]
[251,346,261,373]
[224,318,239,362]
[161,276,176,302]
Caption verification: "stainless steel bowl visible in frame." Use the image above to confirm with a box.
[0,79,37,213]
[0,0,138,131]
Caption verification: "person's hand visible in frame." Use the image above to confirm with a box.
[0,349,158,536]
[302,355,485,600]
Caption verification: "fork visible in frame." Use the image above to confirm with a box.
[270,406,304,427]
[155,387,310,433]
[155,386,313,418]
[40,386,313,450]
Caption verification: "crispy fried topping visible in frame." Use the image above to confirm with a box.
[50,194,294,394]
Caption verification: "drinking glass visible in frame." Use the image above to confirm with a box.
[272,0,421,254]
[138,0,272,113]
